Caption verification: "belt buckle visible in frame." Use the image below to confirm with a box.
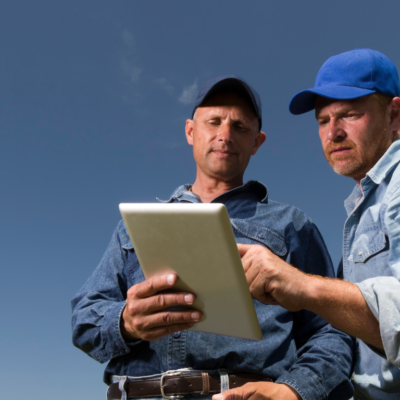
[160,371,184,400]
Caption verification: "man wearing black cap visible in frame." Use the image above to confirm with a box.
[71,76,354,400]
[226,50,400,400]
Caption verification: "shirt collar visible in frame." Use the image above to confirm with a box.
[344,139,400,215]
[158,180,268,204]
[366,139,400,184]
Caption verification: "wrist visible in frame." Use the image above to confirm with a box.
[301,274,327,313]
[280,383,301,400]
[120,305,141,341]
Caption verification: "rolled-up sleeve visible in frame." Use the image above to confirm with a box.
[355,184,400,367]
[356,277,400,366]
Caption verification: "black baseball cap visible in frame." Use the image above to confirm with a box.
[192,75,262,129]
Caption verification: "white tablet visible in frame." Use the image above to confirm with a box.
[119,203,262,341]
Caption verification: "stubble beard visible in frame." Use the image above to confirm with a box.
[323,128,392,180]
[324,141,366,178]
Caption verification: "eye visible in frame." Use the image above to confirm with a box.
[318,118,329,126]
[344,112,360,120]
[233,122,249,132]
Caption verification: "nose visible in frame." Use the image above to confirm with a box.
[327,118,346,141]
[217,122,234,143]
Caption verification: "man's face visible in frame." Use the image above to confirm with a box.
[185,92,266,183]
[315,95,395,182]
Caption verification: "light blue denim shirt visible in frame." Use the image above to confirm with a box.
[339,139,400,399]
[71,181,354,400]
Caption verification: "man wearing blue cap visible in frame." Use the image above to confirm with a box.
[228,49,400,400]
[72,75,354,399]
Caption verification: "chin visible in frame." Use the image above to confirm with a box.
[332,162,365,179]
[209,167,241,179]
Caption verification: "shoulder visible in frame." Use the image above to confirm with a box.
[231,197,316,258]
[255,198,312,235]
[114,219,133,250]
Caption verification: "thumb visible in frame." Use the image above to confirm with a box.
[237,243,253,257]
[212,390,241,400]
[213,386,255,400]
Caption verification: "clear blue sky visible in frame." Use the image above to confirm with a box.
[2,1,400,398]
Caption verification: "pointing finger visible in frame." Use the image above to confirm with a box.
[237,243,253,257]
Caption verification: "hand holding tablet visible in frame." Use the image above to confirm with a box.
[121,273,202,341]
[120,203,262,341]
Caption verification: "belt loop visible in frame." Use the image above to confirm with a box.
[218,369,229,392]
[119,376,128,400]
[201,372,210,395]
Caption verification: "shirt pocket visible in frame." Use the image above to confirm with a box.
[230,218,288,257]
[348,224,387,263]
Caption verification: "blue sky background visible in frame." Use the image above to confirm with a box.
[2,1,400,398]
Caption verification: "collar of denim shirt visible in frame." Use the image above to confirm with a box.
[158,180,269,204]
[344,139,400,215]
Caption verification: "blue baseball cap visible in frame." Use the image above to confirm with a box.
[192,75,262,129]
[289,48,400,115]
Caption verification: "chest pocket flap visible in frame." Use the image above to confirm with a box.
[231,218,287,257]
[348,224,387,263]
[122,240,134,251]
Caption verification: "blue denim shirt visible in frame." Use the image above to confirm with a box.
[339,140,400,399]
[71,181,354,400]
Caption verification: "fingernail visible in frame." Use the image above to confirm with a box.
[184,294,194,304]
[213,395,222,400]
[167,274,175,285]
[191,311,201,321]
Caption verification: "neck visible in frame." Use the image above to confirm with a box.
[191,172,244,203]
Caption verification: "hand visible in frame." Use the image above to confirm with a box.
[212,382,301,400]
[121,274,202,341]
[238,243,310,312]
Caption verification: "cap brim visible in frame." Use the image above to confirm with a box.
[289,85,376,115]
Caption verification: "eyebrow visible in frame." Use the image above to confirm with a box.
[315,106,362,120]
[204,113,255,124]
[315,99,367,119]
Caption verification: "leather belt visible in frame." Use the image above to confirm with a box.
[107,372,273,399]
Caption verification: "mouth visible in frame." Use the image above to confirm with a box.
[212,150,237,158]
[330,147,353,156]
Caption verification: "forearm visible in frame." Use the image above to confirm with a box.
[304,275,383,349]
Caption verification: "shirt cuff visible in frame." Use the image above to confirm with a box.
[276,368,326,400]
[99,301,133,359]
[356,276,400,367]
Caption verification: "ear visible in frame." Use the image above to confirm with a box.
[185,119,194,145]
[389,97,400,140]
[251,131,266,156]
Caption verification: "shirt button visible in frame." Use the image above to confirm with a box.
[257,232,265,239]
[358,250,363,256]
[173,331,181,339]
